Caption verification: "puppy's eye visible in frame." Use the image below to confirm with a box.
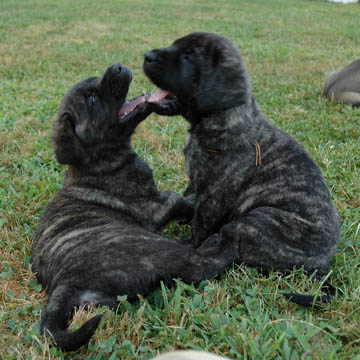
[88,95,97,105]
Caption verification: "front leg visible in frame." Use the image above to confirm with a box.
[190,190,229,248]
[191,213,215,248]
[190,208,215,248]
[183,181,195,198]
[191,228,212,248]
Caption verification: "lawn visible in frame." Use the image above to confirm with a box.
[0,0,359,359]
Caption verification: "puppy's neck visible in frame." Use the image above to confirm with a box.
[63,146,137,186]
[190,95,265,150]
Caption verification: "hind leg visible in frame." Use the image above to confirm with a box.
[219,207,333,274]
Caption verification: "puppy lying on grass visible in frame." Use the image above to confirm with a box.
[31,63,238,351]
[143,32,341,306]
[323,58,360,107]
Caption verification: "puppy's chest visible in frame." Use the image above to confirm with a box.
[184,137,210,178]
[185,130,319,197]
[184,137,236,190]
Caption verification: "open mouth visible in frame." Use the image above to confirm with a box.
[118,92,149,119]
[118,89,175,120]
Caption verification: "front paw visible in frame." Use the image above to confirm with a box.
[176,196,195,225]
[196,230,239,265]
[196,233,221,255]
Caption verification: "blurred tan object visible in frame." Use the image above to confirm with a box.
[328,0,358,3]
[151,350,229,360]
[323,59,360,107]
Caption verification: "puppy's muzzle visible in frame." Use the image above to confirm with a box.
[144,50,161,64]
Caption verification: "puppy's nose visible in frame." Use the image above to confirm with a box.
[115,64,122,73]
[144,51,158,63]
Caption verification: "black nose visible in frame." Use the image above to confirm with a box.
[144,51,158,63]
[115,63,122,73]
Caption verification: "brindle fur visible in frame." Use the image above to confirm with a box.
[31,64,238,351]
[143,32,341,304]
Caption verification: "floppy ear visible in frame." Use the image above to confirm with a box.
[52,112,88,166]
[196,46,250,112]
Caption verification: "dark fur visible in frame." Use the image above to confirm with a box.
[143,32,341,305]
[31,64,238,351]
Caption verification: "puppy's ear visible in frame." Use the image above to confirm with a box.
[52,112,88,166]
[197,46,250,112]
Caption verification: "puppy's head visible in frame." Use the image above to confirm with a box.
[53,64,150,166]
[143,32,251,115]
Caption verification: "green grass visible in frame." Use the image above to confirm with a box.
[1,0,359,359]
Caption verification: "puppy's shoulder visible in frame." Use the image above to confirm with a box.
[259,122,319,171]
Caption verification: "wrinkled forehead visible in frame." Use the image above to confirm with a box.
[73,77,99,94]
[59,77,98,111]
[66,77,99,98]
[173,32,210,49]
[173,32,238,55]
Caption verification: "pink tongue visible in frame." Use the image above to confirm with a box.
[119,95,146,117]
[119,89,173,118]
[148,89,172,103]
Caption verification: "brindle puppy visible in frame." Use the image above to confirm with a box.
[143,32,341,305]
[31,63,238,351]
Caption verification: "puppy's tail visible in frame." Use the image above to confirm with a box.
[283,280,336,308]
[41,285,102,352]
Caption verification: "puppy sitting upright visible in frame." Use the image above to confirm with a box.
[143,32,341,302]
[31,63,238,351]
